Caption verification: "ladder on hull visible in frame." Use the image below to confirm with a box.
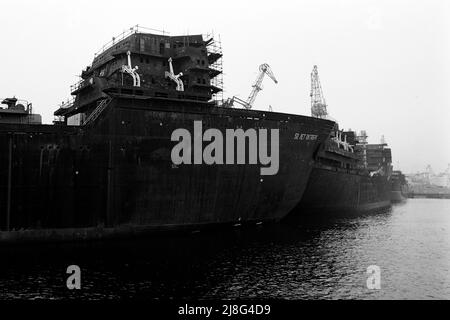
[83,98,111,125]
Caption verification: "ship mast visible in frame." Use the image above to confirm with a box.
[310,65,328,118]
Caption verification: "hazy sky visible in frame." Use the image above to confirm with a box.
[0,0,449,173]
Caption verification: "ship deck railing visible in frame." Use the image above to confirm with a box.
[70,80,84,94]
[54,98,75,116]
[93,25,169,60]
[59,98,75,110]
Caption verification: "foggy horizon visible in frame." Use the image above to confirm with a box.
[0,0,448,174]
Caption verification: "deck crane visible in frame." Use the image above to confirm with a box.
[165,57,184,91]
[224,63,278,109]
[121,51,141,87]
[310,65,328,118]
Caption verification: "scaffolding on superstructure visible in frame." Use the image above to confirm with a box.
[205,32,224,104]
[356,130,369,169]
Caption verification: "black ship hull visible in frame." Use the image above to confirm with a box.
[291,165,391,217]
[0,97,335,243]
[390,171,408,203]
[390,182,408,203]
[390,190,407,203]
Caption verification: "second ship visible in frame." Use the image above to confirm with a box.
[291,66,403,217]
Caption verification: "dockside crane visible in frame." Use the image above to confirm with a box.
[224,63,278,109]
[310,65,328,118]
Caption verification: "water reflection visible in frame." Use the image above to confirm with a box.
[0,199,449,300]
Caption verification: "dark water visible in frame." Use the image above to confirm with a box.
[0,199,449,300]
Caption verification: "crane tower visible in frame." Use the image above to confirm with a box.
[246,63,278,108]
[310,65,328,118]
[224,63,278,109]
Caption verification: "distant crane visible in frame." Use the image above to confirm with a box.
[310,65,328,118]
[224,63,278,109]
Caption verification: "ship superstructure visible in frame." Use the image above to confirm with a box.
[0,97,41,125]
[54,26,224,125]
